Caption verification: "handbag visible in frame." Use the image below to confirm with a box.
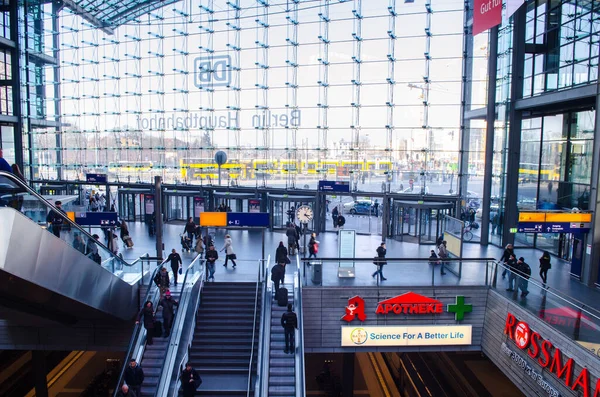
[229,253,237,260]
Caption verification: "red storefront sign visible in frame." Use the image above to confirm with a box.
[505,313,600,397]
[341,296,367,322]
[473,0,502,36]
[376,292,443,315]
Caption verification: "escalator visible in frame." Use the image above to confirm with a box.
[0,171,148,322]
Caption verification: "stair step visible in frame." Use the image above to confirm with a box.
[269,358,295,367]
[192,345,253,352]
[268,386,295,395]
[269,376,295,386]
[190,352,250,359]
[144,350,168,359]
[269,366,295,376]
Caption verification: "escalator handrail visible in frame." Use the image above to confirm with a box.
[247,255,268,397]
[0,171,131,269]
[113,258,166,397]
[154,255,205,396]
[294,252,306,397]
[257,257,271,397]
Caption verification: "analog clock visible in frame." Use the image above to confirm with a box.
[296,205,314,224]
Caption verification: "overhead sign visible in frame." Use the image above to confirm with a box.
[86,173,107,184]
[318,180,350,193]
[200,212,227,227]
[473,0,502,36]
[517,222,591,233]
[342,293,472,322]
[75,211,118,226]
[504,312,600,397]
[341,325,473,347]
[199,212,269,227]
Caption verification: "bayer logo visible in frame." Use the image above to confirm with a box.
[351,328,368,345]
[514,322,531,350]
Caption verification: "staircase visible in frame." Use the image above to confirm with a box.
[139,281,183,397]
[189,282,260,396]
[268,283,295,397]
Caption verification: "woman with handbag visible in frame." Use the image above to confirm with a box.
[308,233,319,260]
[372,242,387,281]
[221,234,237,268]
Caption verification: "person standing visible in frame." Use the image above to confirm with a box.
[516,257,531,297]
[500,244,515,279]
[308,233,319,260]
[275,241,289,264]
[154,267,170,299]
[167,249,183,285]
[437,240,449,275]
[0,148,12,173]
[124,359,144,397]
[158,290,179,337]
[116,384,137,397]
[539,251,551,287]
[205,244,218,281]
[271,262,285,299]
[281,303,298,354]
[120,221,132,248]
[373,200,380,217]
[505,254,518,291]
[428,249,439,265]
[180,363,202,397]
[137,301,155,346]
[46,200,65,238]
[372,242,387,280]
[184,217,196,242]
[221,234,237,267]
[331,206,339,228]
[72,233,86,254]
[86,234,101,264]
[195,236,204,255]
[286,223,298,254]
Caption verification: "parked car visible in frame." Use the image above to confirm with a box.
[343,200,374,215]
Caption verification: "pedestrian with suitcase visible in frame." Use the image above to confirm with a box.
[136,300,155,346]
[205,245,218,281]
[281,304,298,354]
[221,234,237,268]
[167,249,183,286]
[158,290,179,337]
[271,262,285,300]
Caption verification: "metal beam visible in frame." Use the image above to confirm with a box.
[515,84,597,111]
[60,0,114,35]
[464,106,490,120]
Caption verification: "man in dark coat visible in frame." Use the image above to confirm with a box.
[158,290,179,337]
[180,362,202,397]
[124,359,144,396]
[271,263,285,299]
[136,301,155,345]
[167,248,183,285]
[154,267,170,298]
[46,200,66,238]
[116,384,137,397]
[281,303,298,354]
[505,254,518,292]
[516,257,531,297]
[205,244,218,281]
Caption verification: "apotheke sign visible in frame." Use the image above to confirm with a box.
[341,325,472,347]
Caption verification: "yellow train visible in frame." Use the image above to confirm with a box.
[181,158,247,181]
[108,161,153,175]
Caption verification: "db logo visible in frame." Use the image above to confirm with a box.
[514,321,531,349]
[194,55,231,87]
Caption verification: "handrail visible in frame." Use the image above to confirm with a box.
[257,257,272,397]
[154,255,205,396]
[294,252,306,397]
[113,257,165,397]
[493,261,600,321]
[247,255,268,397]
[0,171,131,269]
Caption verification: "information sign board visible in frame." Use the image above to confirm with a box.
[75,211,119,226]
[318,180,350,193]
[226,212,269,227]
[341,325,473,347]
[199,212,227,227]
[86,173,107,184]
[338,229,356,278]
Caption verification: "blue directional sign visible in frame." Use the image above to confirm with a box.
[86,173,107,184]
[518,222,591,233]
[318,180,350,193]
[75,212,119,227]
[517,222,544,233]
[226,212,269,227]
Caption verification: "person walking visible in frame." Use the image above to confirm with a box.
[371,242,387,281]
[124,359,144,397]
[271,262,285,299]
[116,384,137,397]
[195,236,204,255]
[184,217,196,243]
[180,363,202,397]
[505,254,518,291]
[72,233,86,254]
[500,244,515,279]
[46,200,65,238]
[286,223,298,254]
[308,233,319,260]
[120,221,132,248]
[428,249,440,265]
[205,244,218,281]
[516,257,531,297]
[167,249,183,285]
[281,303,298,354]
[539,251,551,287]
[275,241,289,264]
[221,234,237,267]
[154,267,170,299]
[158,290,179,337]
[137,300,155,346]
[438,240,449,275]
[331,206,339,228]
[373,200,380,217]
[86,234,101,264]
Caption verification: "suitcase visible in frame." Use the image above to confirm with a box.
[124,237,134,248]
[153,320,163,337]
[277,287,289,307]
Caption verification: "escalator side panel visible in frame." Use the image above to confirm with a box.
[0,208,138,320]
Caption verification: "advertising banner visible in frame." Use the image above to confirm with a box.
[248,199,261,213]
[194,197,205,217]
[144,194,154,214]
[473,0,502,36]
[341,325,472,347]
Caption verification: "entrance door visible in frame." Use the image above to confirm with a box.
[270,200,315,230]
[118,191,146,222]
[167,195,190,221]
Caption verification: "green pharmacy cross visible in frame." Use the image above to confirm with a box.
[447,296,473,321]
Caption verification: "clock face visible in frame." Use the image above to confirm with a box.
[296,205,314,223]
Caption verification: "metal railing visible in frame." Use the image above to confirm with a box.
[247,256,269,397]
[113,256,166,397]
[154,255,205,396]
[257,257,272,397]
[294,252,306,397]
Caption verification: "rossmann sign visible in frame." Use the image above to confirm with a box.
[505,313,600,397]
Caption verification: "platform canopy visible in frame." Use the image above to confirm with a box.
[62,0,180,35]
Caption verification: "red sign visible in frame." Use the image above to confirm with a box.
[473,0,502,36]
[375,292,443,315]
[341,296,367,323]
[505,313,600,397]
